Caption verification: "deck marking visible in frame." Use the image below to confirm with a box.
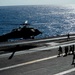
[0,55,58,71]
[0,36,67,47]
[54,68,75,75]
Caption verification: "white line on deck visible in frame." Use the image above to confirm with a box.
[0,36,67,47]
[0,39,75,71]
[54,68,75,75]
[0,40,75,58]
[0,55,58,71]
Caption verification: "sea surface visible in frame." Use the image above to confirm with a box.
[0,5,75,39]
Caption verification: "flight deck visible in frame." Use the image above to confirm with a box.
[0,34,75,75]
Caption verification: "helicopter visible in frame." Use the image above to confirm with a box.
[0,21,42,42]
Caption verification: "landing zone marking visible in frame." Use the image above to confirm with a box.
[54,68,75,75]
[0,55,58,71]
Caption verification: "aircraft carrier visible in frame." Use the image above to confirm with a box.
[0,34,75,75]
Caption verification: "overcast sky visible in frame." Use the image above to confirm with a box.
[0,0,75,6]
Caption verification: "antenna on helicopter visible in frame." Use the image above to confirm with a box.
[25,20,28,24]
[20,20,30,27]
[24,20,30,27]
[22,20,28,25]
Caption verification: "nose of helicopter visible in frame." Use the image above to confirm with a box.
[35,29,42,35]
[40,31,42,34]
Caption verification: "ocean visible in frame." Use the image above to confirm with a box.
[0,5,75,39]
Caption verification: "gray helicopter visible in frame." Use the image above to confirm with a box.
[0,21,42,42]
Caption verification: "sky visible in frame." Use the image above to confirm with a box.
[0,0,75,6]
